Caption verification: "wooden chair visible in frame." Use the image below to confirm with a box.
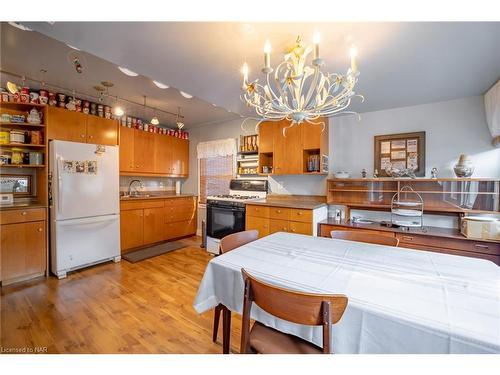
[212,230,259,344]
[240,268,348,354]
[330,230,400,247]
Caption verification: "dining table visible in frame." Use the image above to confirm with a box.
[193,232,500,354]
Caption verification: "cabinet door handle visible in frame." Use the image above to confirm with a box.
[21,211,27,216]
[474,244,489,250]
[291,229,296,232]
[37,227,43,232]
[402,236,413,241]
[80,134,85,138]
[277,210,282,213]
[88,135,93,139]
[297,212,303,215]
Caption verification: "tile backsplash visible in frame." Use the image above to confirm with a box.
[119,176,178,193]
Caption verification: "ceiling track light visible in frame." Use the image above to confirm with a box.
[118,66,138,77]
[180,91,193,99]
[175,107,185,130]
[8,22,32,31]
[1,69,185,120]
[153,80,169,89]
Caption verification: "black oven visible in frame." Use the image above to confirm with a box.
[206,200,246,239]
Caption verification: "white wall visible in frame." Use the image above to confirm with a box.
[331,96,499,178]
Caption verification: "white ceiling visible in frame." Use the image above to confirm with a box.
[5,22,500,124]
[0,22,240,129]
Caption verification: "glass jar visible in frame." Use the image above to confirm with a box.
[10,130,25,144]
[11,147,24,164]
[29,151,43,165]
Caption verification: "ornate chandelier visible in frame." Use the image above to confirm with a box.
[240,34,363,134]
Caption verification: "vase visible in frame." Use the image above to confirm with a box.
[453,154,474,178]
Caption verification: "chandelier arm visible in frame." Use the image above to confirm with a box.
[266,73,292,112]
[302,66,321,110]
[314,99,352,116]
[305,118,326,133]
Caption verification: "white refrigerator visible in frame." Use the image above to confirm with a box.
[50,140,121,279]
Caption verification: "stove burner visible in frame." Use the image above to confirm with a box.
[211,194,261,200]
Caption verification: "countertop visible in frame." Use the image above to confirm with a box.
[0,201,47,211]
[120,192,196,201]
[248,195,327,210]
[318,218,499,243]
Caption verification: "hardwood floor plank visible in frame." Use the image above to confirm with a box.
[1,237,242,354]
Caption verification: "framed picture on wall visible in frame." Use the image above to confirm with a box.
[374,131,426,177]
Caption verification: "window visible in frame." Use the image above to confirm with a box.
[198,155,234,204]
[197,138,237,204]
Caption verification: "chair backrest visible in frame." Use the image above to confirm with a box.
[240,268,348,354]
[220,230,259,254]
[241,268,348,325]
[330,230,399,247]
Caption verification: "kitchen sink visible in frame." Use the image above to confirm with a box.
[121,194,151,199]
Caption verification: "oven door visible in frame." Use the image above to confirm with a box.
[206,203,245,239]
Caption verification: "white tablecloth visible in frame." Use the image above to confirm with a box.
[193,232,500,353]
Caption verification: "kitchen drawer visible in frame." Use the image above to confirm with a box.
[396,233,500,255]
[164,197,195,206]
[270,219,289,234]
[289,208,312,223]
[246,205,269,218]
[120,199,164,211]
[165,209,196,223]
[398,243,500,265]
[289,221,312,235]
[0,208,46,225]
[269,207,290,220]
[319,224,394,238]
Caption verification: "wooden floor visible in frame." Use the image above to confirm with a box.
[0,237,242,353]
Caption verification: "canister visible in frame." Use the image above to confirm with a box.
[9,130,25,144]
[0,152,11,165]
[0,130,9,144]
[30,130,42,145]
[29,151,43,165]
[11,148,24,164]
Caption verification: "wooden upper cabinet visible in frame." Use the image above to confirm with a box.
[258,122,274,153]
[47,107,87,142]
[47,106,118,145]
[133,130,155,173]
[155,134,172,175]
[283,123,302,174]
[178,138,189,176]
[301,121,322,150]
[86,116,118,146]
[258,118,328,175]
[274,120,301,175]
[119,126,135,173]
[171,137,189,176]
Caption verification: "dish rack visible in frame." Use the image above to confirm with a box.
[390,185,424,228]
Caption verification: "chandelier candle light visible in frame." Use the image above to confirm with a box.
[241,34,363,135]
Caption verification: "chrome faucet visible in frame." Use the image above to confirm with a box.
[128,179,143,196]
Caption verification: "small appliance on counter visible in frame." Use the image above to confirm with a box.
[461,216,499,241]
[205,179,268,255]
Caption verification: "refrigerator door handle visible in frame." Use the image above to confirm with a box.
[57,215,119,226]
[57,156,63,215]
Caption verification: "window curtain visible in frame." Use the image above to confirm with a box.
[197,138,237,204]
[484,79,500,147]
[197,138,237,159]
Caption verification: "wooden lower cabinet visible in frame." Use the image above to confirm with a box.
[0,208,47,285]
[143,207,165,244]
[120,196,197,253]
[246,216,270,238]
[120,209,144,251]
[318,223,500,265]
[246,205,314,237]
